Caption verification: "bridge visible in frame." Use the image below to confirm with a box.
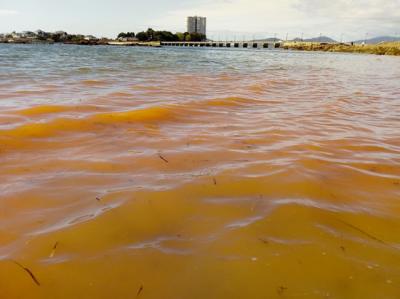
[161,41,282,49]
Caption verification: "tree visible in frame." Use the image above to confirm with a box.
[176,32,185,41]
[189,32,206,41]
[153,31,178,41]
[51,33,61,42]
[134,28,205,42]
[146,28,155,41]
[117,32,135,39]
[117,32,127,39]
[136,31,148,41]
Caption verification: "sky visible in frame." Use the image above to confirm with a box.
[0,0,399,41]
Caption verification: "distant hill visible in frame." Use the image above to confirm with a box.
[252,38,281,42]
[352,36,400,44]
[292,36,337,43]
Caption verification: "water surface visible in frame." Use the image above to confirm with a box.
[0,44,400,298]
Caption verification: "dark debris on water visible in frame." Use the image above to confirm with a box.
[158,154,169,163]
[137,284,144,297]
[11,260,40,286]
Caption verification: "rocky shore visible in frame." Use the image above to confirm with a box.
[282,41,400,56]
[0,37,161,47]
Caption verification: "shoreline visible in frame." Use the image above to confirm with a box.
[1,39,400,56]
[282,41,400,56]
[0,39,162,47]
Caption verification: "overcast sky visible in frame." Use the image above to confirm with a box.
[0,0,399,40]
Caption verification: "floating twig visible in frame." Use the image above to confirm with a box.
[96,196,101,202]
[137,284,144,297]
[11,260,40,286]
[258,238,269,245]
[337,219,395,249]
[158,154,169,163]
[49,241,59,258]
[277,286,288,295]
[213,178,217,185]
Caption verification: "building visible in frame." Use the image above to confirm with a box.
[21,31,36,38]
[36,30,47,38]
[117,36,138,42]
[84,35,98,41]
[187,16,206,36]
[54,31,68,38]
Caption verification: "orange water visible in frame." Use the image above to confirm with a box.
[0,45,400,298]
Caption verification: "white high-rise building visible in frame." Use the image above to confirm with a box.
[187,16,207,36]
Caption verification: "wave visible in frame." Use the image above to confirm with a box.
[16,105,99,116]
[0,97,257,142]
[1,106,173,140]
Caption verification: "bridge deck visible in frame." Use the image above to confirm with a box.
[161,41,281,49]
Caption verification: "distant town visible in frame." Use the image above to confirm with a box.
[0,16,207,45]
[0,28,207,45]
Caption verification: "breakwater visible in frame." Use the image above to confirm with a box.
[283,41,400,56]
[161,41,281,49]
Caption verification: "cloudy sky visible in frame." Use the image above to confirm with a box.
[0,0,399,40]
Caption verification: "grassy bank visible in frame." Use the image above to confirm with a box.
[282,41,400,56]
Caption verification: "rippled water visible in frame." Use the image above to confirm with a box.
[1,44,400,298]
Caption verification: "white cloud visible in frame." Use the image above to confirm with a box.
[152,0,400,40]
[293,0,400,19]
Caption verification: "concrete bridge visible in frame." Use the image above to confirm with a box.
[161,41,282,49]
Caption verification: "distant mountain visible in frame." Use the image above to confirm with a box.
[252,38,281,42]
[352,36,400,44]
[292,36,337,43]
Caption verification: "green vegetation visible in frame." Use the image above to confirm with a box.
[65,35,85,42]
[1,28,208,46]
[178,32,207,42]
[117,32,135,39]
[134,28,206,42]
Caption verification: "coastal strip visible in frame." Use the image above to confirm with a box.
[282,41,400,56]
[1,29,399,56]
